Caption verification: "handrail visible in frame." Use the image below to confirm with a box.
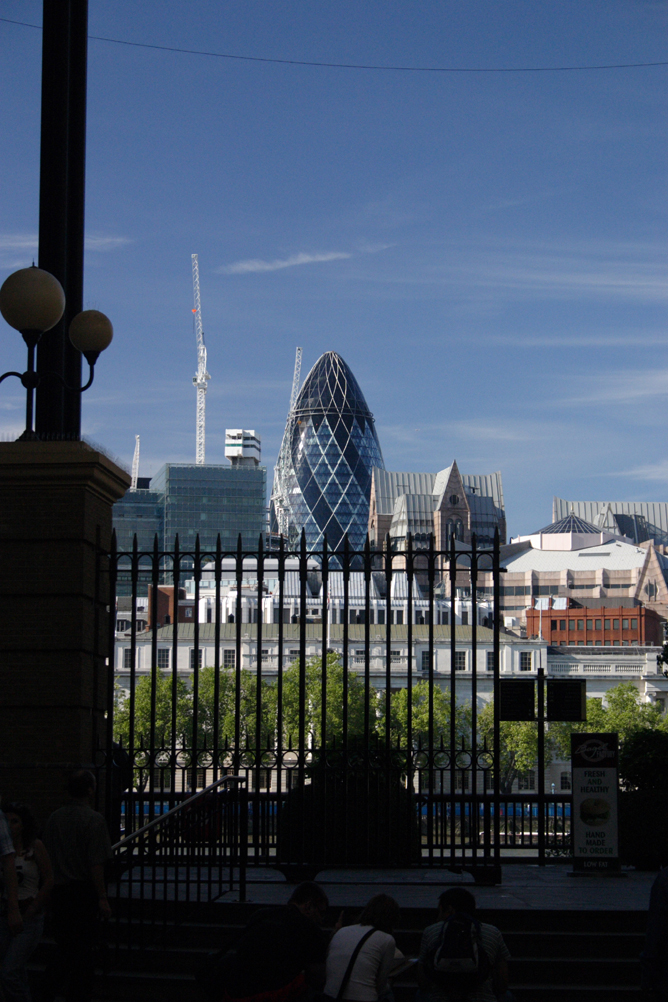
[112,774,246,850]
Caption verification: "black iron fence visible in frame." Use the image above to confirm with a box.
[108,775,247,951]
[105,530,572,873]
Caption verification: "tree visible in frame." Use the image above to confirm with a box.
[377,682,471,749]
[281,652,370,745]
[477,701,541,794]
[196,665,276,747]
[114,672,192,750]
[549,681,666,761]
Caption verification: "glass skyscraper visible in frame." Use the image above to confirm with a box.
[271,351,384,551]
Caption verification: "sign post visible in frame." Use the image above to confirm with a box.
[570,733,620,873]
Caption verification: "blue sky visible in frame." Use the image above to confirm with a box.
[1,0,667,537]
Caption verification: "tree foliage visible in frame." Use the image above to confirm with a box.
[377,682,471,748]
[281,652,369,745]
[114,672,192,749]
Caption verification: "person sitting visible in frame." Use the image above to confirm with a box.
[324,893,400,1002]
[417,887,511,1002]
[222,881,330,1002]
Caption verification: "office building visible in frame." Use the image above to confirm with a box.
[270,351,384,550]
[369,461,506,551]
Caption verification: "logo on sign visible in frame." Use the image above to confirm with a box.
[573,739,614,763]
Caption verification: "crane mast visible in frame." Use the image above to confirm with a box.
[191,253,211,465]
[271,347,303,538]
[130,435,140,490]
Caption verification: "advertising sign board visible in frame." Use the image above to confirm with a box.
[570,732,619,872]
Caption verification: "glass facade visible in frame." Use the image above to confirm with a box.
[113,464,267,556]
[151,464,266,552]
[271,352,384,550]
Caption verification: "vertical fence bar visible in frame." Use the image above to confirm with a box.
[277,536,285,797]
[255,535,264,824]
[213,535,222,781]
[470,535,478,866]
[234,536,243,775]
[406,535,413,781]
[448,532,457,867]
[298,531,307,783]
[149,535,160,821]
[171,535,181,808]
[537,661,546,864]
[127,534,138,832]
[106,531,118,828]
[320,535,328,749]
[192,534,201,794]
[343,536,351,748]
[493,528,501,870]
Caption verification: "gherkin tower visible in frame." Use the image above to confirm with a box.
[270,352,384,551]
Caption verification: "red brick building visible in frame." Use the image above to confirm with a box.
[526,600,664,646]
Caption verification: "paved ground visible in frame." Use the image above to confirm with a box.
[217,864,658,911]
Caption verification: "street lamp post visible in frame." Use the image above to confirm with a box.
[0,265,113,440]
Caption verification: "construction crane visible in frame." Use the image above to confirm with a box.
[130,435,140,490]
[289,346,302,412]
[191,253,211,465]
[271,347,303,538]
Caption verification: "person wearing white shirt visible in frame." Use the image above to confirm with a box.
[324,894,401,1002]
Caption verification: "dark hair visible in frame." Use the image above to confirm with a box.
[67,769,96,799]
[358,894,400,934]
[289,881,328,909]
[439,887,476,915]
[3,802,37,847]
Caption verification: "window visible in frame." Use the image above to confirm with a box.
[520,651,532,671]
[190,648,203,670]
[288,649,299,663]
[551,620,557,631]
[595,620,601,630]
[613,640,620,646]
[518,771,536,791]
[185,607,193,618]
[569,621,575,632]
[250,769,271,791]
[377,609,386,625]
[605,619,611,629]
[441,610,449,626]
[613,619,619,630]
[631,618,638,629]
[559,620,566,631]
[461,611,469,626]
[454,651,467,671]
[622,619,629,629]
[454,772,470,792]
[586,620,593,630]
[157,649,170,670]
[206,607,212,623]
[486,651,495,672]
[123,648,133,670]
[577,620,584,631]
[421,651,431,673]
[560,771,572,791]
[223,649,235,669]
[116,619,130,632]
[390,650,402,664]
[396,610,404,626]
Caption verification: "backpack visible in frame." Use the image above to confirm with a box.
[426,912,491,999]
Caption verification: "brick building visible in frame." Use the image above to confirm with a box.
[526,599,664,647]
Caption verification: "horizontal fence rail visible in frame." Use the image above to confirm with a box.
[105,530,573,873]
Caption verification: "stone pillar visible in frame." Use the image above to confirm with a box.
[0,441,130,824]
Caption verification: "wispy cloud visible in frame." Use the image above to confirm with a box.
[616,460,668,483]
[0,233,131,268]
[0,234,38,251]
[220,251,351,275]
[85,235,132,252]
[565,368,668,404]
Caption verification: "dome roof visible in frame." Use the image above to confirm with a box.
[294,351,373,420]
[535,514,602,535]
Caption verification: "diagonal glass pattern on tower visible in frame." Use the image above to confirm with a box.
[271,352,384,551]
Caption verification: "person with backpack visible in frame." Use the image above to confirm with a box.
[417,888,511,1002]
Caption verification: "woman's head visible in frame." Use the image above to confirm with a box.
[358,894,400,934]
[3,802,37,847]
